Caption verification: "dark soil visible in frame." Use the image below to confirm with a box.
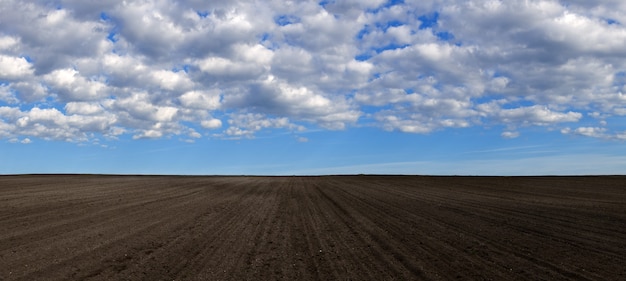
[1,175,625,280]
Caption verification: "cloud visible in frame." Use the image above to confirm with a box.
[222,112,304,139]
[1,0,626,142]
[0,36,19,50]
[65,102,105,115]
[491,105,582,126]
[188,129,202,139]
[501,131,520,139]
[0,84,18,104]
[0,55,33,79]
[179,90,221,110]
[557,126,626,141]
[561,127,606,138]
[44,68,108,101]
[0,106,117,141]
[0,4,111,72]
[201,118,222,129]
[223,75,361,129]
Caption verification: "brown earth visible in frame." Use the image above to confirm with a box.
[1,175,625,280]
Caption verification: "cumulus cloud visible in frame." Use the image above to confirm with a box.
[0,55,34,79]
[201,118,222,129]
[179,90,221,110]
[0,84,18,104]
[560,126,625,140]
[44,68,108,101]
[1,0,626,142]
[490,105,582,126]
[0,106,117,141]
[223,112,304,139]
[0,36,19,50]
[65,102,104,115]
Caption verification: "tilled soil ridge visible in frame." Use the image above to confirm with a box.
[1,175,625,280]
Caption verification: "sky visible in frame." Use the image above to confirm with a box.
[1,0,626,175]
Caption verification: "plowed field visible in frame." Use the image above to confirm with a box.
[1,175,625,280]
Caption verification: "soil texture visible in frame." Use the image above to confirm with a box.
[1,175,625,280]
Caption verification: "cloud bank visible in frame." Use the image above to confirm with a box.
[1,0,626,142]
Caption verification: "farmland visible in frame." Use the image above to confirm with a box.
[1,175,625,280]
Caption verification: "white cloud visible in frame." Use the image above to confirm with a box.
[201,118,222,129]
[561,126,614,139]
[223,113,303,138]
[1,0,626,142]
[9,81,48,102]
[179,90,221,110]
[376,112,470,134]
[0,36,19,51]
[44,68,108,101]
[0,106,117,141]
[234,43,274,66]
[0,84,18,104]
[0,3,111,72]
[151,70,194,92]
[0,55,33,79]
[132,129,163,140]
[484,105,582,126]
[188,129,202,139]
[222,75,361,129]
[65,102,104,115]
[197,56,262,80]
[501,131,520,139]
[111,92,179,123]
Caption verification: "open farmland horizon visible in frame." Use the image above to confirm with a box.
[1,174,625,280]
[4,173,626,177]
[3,1,626,279]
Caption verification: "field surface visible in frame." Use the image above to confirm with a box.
[1,175,625,280]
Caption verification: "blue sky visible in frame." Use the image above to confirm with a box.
[1,0,626,175]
